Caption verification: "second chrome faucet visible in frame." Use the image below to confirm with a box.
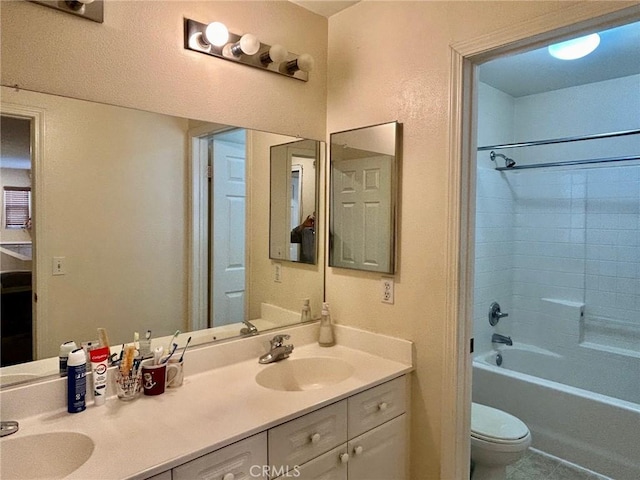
[259,334,294,364]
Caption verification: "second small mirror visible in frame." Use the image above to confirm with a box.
[270,139,321,264]
[329,122,400,274]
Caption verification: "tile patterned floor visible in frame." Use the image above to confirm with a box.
[506,449,612,480]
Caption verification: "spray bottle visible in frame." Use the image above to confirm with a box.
[67,348,87,413]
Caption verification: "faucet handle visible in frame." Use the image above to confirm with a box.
[270,334,290,347]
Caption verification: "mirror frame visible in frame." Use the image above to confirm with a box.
[329,121,401,274]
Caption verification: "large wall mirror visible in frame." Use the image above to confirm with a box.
[0,86,325,387]
[329,121,401,274]
[269,139,320,264]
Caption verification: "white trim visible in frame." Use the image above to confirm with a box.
[445,2,640,477]
[1,102,45,360]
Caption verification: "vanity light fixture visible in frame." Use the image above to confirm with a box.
[184,18,314,81]
[29,0,104,23]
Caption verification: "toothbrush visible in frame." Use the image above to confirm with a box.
[179,336,192,362]
[161,343,178,364]
[167,330,180,353]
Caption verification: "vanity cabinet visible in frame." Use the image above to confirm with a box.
[273,376,407,480]
[147,376,407,480]
[172,432,268,480]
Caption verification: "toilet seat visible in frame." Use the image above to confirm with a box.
[471,403,529,445]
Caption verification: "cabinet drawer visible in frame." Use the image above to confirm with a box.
[173,432,267,480]
[274,445,348,480]
[347,376,406,438]
[269,400,347,470]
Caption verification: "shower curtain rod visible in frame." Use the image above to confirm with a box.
[478,128,640,151]
[494,154,640,171]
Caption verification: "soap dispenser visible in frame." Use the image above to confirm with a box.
[301,298,312,323]
[318,302,335,347]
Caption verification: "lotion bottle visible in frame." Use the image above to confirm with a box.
[67,348,87,413]
[318,302,335,347]
[301,298,312,323]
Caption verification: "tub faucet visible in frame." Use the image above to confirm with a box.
[259,334,294,364]
[0,420,19,437]
[491,333,513,346]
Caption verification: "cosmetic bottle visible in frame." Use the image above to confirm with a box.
[318,302,335,347]
[301,298,312,323]
[67,348,87,413]
[59,341,78,377]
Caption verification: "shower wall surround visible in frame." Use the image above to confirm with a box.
[475,75,640,365]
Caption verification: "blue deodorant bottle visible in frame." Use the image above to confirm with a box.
[67,348,87,413]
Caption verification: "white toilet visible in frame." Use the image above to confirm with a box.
[470,402,531,480]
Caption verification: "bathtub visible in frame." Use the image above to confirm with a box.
[473,345,640,480]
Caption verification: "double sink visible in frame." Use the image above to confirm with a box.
[2,356,355,478]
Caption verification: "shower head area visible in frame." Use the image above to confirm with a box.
[489,151,516,168]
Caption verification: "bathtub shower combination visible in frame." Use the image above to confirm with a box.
[473,129,640,480]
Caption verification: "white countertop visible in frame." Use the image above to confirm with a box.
[0,325,413,479]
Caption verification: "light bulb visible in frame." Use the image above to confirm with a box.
[239,34,260,55]
[226,34,261,57]
[204,22,229,47]
[548,33,600,60]
[261,44,288,65]
[285,53,315,74]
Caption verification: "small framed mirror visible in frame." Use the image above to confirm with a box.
[329,121,401,274]
[269,139,321,264]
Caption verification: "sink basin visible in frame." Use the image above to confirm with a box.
[1,432,94,479]
[256,357,354,391]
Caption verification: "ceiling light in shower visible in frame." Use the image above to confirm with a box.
[548,33,600,60]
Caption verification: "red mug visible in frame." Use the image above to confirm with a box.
[141,364,166,396]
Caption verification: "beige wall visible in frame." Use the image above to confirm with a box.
[326,1,638,478]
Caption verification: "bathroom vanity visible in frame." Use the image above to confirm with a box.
[0,323,413,479]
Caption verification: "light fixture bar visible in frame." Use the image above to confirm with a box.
[29,0,104,23]
[184,18,311,82]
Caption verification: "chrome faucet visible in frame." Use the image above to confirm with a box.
[240,320,258,336]
[259,334,294,364]
[0,420,19,437]
[491,333,513,346]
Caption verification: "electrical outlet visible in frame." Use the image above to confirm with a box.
[274,262,282,283]
[381,277,394,304]
[53,256,66,276]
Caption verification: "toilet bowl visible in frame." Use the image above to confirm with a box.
[470,402,531,480]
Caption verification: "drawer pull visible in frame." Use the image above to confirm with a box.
[222,474,235,480]
[353,445,364,456]
[310,432,321,444]
[339,453,350,464]
[378,402,389,411]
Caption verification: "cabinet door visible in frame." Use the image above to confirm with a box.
[269,400,347,470]
[274,445,348,480]
[348,376,406,438]
[173,432,268,480]
[348,415,406,480]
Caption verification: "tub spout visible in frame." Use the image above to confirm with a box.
[491,333,513,346]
